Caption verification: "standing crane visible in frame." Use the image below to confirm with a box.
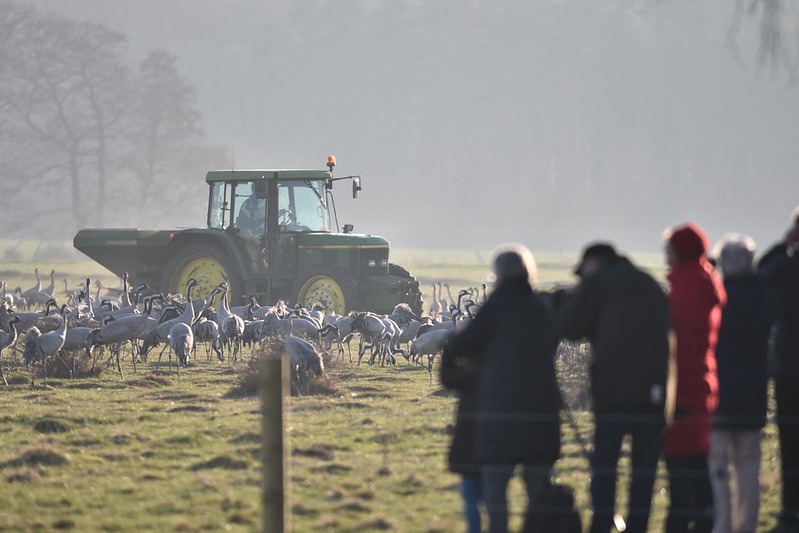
[23,304,68,387]
[0,315,20,385]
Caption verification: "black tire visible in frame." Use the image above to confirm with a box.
[160,242,244,306]
[388,263,424,316]
[292,266,360,315]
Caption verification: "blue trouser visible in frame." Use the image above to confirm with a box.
[481,463,549,533]
[589,413,664,533]
[461,473,482,533]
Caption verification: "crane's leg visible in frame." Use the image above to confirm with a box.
[129,342,138,375]
[114,344,124,381]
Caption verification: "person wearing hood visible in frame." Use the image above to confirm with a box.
[758,207,799,533]
[443,244,561,533]
[662,223,727,533]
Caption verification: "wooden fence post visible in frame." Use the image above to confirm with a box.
[261,356,288,533]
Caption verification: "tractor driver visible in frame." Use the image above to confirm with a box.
[236,191,265,238]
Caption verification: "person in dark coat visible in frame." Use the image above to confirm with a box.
[708,234,774,533]
[444,244,561,533]
[441,331,482,533]
[663,222,726,533]
[758,208,799,533]
[556,242,671,533]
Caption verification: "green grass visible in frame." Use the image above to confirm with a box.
[0,244,782,532]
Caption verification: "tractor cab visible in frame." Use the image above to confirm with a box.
[207,169,333,235]
[203,160,372,305]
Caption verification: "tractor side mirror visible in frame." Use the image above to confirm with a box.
[352,177,361,198]
[343,224,354,234]
[253,178,268,199]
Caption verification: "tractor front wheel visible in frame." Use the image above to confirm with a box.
[293,267,360,315]
[161,243,243,306]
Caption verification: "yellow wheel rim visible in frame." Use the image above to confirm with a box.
[174,257,230,303]
[297,275,346,314]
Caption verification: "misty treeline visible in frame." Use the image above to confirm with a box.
[234,0,797,250]
[0,1,226,239]
[2,0,798,251]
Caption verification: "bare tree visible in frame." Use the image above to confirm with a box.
[727,0,799,82]
[0,2,216,237]
[0,3,132,230]
[124,50,203,209]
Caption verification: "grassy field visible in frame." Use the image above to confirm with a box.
[0,347,782,532]
[0,243,784,532]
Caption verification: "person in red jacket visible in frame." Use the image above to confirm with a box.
[662,223,727,533]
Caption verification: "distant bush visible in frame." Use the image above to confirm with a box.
[2,246,23,262]
[32,244,80,262]
[557,341,592,411]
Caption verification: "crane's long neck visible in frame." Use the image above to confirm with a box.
[185,283,196,322]
[221,289,231,315]
[86,279,94,315]
[9,320,18,344]
[57,306,68,337]
[214,293,224,316]
[121,274,131,307]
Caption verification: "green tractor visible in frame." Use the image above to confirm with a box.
[73,157,423,315]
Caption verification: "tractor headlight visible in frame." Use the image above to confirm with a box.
[367,259,377,267]
[380,259,388,268]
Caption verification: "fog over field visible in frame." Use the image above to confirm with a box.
[15,1,799,252]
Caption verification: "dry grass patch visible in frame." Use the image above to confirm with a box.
[294,445,335,461]
[33,418,72,434]
[190,455,250,471]
[6,467,42,483]
[14,444,72,467]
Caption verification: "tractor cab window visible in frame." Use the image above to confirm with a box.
[233,182,266,237]
[208,182,230,230]
[277,180,329,232]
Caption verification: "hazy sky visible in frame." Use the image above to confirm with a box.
[28,0,799,253]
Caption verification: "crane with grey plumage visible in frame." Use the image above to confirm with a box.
[285,318,325,394]
[0,315,20,385]
[23,304,68,387]
[168,321,194,372]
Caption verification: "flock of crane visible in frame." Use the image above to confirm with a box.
[0,270,486,389]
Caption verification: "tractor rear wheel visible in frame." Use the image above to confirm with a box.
[388,263,424,316]
[293,267,360,315]
[161,243,243,306]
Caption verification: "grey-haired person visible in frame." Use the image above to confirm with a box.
[444,244,561,533]
[709,234,774,533]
